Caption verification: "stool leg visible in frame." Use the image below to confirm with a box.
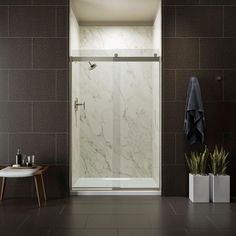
[0,177,6,201]
[34,176,41,207]
[40,174,47,201]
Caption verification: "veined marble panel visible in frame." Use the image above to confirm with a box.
[79,61,154,178]
[79,62,113,177]
[118,62,153,177]
[77,26,159,181]
[79,26,153,50]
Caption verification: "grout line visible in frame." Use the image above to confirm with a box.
[222,6,225,37]
[163,99,226,102]
[222,69,225,101]
[7,70,10,100]
[0,131,68,133]
[162,131,178,134]
[169,202,177,215]
[31,176,34,197]
[17,214,31,230]
[46,229,52,236]
[55,7,58,37]
[0,100,69,102]
[162,36,236,39]
[0,68,68,71]
[59,204,66,215]
[31,38,34,68]
[0,162,65,166]
[0,132,68,135]
[162,164,189,167]
[55,133,57,163]
[174,70,176,100]
[84,215,89,228]
[198,38,201,69]
[0,36,68,39]
[7,133,10,164]
[222,133,225,147]
[220,131,236,134]
[162,100,185,103]
[162,99,236,102]
[31,101,34,132]
[184,228,191,236]
[149,130,236,135]
[174,6,177,37]
[164,68,236,70]
[7,6,9,37]
[206,215,218,228]
[55,70,58,99]
[0,5,69,6]
[174,133,177,164]
[163,68,235,71]
[162,4,236,7]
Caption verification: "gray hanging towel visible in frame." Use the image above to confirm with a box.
[184,76,205,144]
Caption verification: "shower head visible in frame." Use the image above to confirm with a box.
[88,61,97,71]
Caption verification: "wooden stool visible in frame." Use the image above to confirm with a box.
[0,166,48,207]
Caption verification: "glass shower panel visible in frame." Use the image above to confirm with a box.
[115,61,159,188]
[79,61,114,179]
[72,55,160,189]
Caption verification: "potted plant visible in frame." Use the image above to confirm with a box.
[209,146,230,203]
[185,146,209,202]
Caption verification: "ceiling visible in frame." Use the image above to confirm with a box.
[71,0,160,26]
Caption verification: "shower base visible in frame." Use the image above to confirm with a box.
[73,177,159,189]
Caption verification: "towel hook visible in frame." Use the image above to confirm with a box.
[215,75,222,82]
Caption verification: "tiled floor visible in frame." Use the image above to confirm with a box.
[0,196,236,236]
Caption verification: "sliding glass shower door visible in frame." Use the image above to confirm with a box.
[71,51,160,190]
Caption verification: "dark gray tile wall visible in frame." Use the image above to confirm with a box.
[0,70,8,99]
[0,0,32,5]
[0,6,8,36]
[0,38,32,68]
[0,0,69,198]
[163,38,199,68]
[162,0,236,196]
[9,70,56,100]
[33,38,68,68]
[9,6,56,37]
[176,6,223,37]
[1,0,235,199]
[225,6,236,37]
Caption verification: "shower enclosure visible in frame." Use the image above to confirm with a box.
[70,0,162,194]
[71,50,161,193]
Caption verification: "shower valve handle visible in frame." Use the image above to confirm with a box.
[74,98,85,111]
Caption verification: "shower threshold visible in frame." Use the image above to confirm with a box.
[74,177,158,188]
[71,178,160,195]
[73,177,159,188]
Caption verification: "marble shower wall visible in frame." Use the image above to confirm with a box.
[79,62,113,177]
[79,27,153,50]
[77,26,159,181]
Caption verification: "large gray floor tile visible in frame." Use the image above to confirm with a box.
[119,229,188,236]
[86,214,151,229]
[49,229,118,236]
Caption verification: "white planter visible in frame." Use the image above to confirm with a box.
[189,174,209,202]
[209,173,230,203]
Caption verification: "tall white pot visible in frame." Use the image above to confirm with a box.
[189,174,209,202]
[209,173,230,203]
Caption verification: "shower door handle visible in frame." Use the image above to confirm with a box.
[74,98,85,111]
